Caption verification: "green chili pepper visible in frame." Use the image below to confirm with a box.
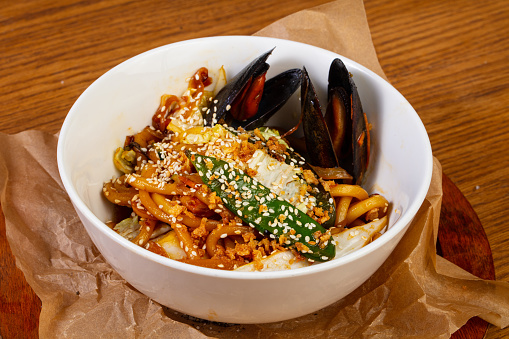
[229,125,336,228]
[186,150,336,262]
[274,145,336,229]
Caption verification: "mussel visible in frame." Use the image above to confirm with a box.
[301,59,370,185]
[204,49,302,129]
[204,50,369,185]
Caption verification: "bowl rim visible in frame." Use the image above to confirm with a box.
[57,35,433,280]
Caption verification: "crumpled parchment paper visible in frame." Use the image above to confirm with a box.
[1,0,508,338]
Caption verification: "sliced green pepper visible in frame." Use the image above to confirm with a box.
[186,151,336,262]
[228,126,336,228]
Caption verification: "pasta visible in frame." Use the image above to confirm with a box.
[103,66,390,271]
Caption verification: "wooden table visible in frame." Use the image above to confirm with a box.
[1,0,507,337]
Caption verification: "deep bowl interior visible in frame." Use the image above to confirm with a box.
[57,36,433,322]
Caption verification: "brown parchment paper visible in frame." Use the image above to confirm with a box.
[2,0,509,338]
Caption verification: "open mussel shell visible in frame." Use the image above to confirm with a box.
[230,68,302,130]
[301,59,369,185]
[325,58,352,161]
[329,58,369,184]
[301,66,339,169]
[204,49,273,126]
[205,48,302,130]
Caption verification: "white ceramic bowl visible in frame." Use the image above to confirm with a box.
[57,36,433,324]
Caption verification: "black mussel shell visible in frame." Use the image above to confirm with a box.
[204,49,273,126]
[300,66,339,169]
[327,58,369,184]
[302,59,369,184]
[230,68,302,130]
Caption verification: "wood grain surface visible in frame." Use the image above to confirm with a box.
[1,0,508,338]
[437,174,496,339]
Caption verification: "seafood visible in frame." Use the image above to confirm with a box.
[300,66,339,169]
[229,68,302,130]
[204,49,302,130]
[301,59,370,184]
